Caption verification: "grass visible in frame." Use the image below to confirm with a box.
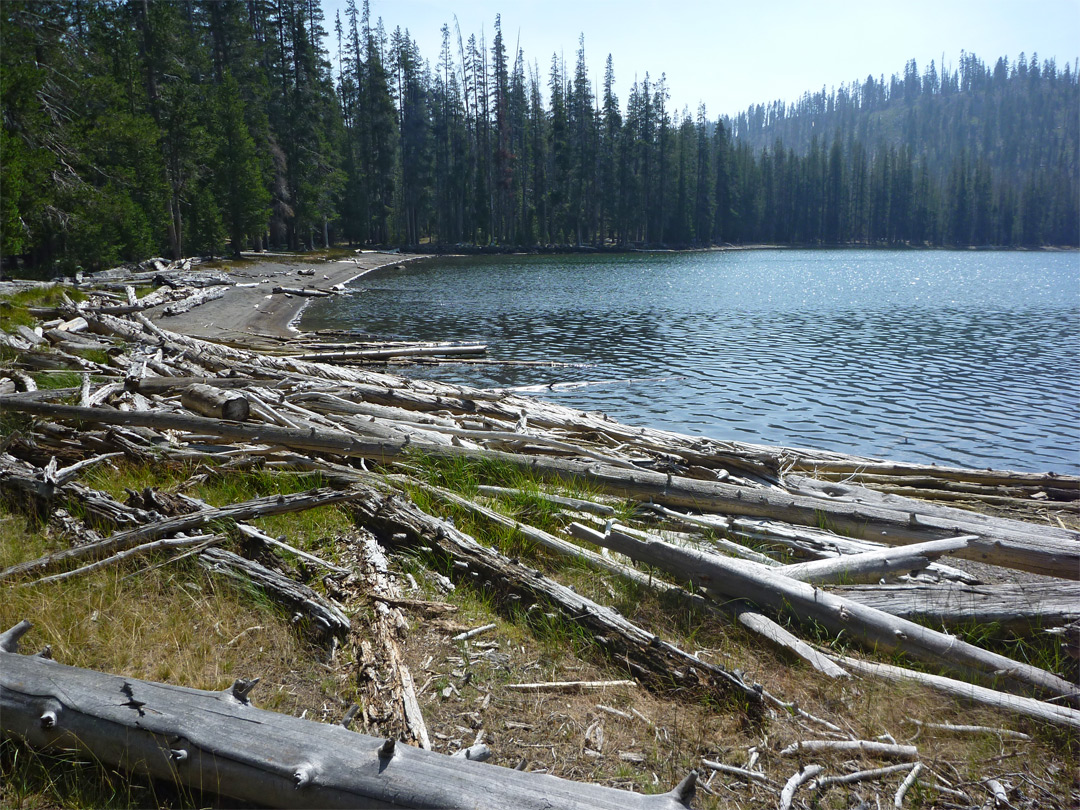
[0,287,87,333]
[1,450,1076,808]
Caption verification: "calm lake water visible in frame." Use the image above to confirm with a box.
[302,249,1080,475]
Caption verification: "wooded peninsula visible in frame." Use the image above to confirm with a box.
[2,0,1078,274]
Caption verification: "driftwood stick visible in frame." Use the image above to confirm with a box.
[505,681,638,694]
[0,487,361,583]
[779,765,824,810]
[236,524,350,574]
[451,624,497,642]
[812,763,916,791]
[780,739,918,760]
[22,534,223,587]
[699,759,776,785]
[0,630,698,810]
[894,763,923,807]
[906,719,1031,740]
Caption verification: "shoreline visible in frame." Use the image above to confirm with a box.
[150,251,429,341]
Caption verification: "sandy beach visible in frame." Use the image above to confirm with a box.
[152,251,425,342]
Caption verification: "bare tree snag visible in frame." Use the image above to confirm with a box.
[0,625,698,809]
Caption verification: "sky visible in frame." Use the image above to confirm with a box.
[322,0,1080,119]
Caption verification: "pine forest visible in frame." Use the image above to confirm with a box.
[2,0,1078,273]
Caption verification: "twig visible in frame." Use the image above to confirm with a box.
[811,762,914,790]
[906,718,1031,741]
[21,534,224,586]
[700,759,778,787]
[504,680,636,694]
[451,623,497,642]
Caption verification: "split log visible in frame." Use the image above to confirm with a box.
[828,581,1080,629]
[180,383,250,421]
[0,624,698,809]
[567,523,1077,702]
[198,548,349,639]
[348,488,758,704]
[159,285,228,316]
[351,530,430,749]
[4,397,1073,579]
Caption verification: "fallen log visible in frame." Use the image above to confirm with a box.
[775,536,974,585]
[285,344,488,362]
[0,622,699,809]
[835,655,1080,730]
[0,486,362,583]
[3,397,1074,579]
[827,581,1080,629]
[198,547,349,639]
[567,523,1077,702]
[180,383,250,421]
[348,487,759,704]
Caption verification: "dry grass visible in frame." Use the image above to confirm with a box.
[1,457,1077,809]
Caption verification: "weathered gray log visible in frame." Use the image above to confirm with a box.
[0,486,362,583]
[180,383,250,421]
[160,285,229,316]
[567,523,1077,702]
[285,344,487,362]
[348,488,758,704]
[775,536,974,585]
[351,530,430,749]
[835,654,1080,730]
[735,611,849,678]
[828,581,1080,629]
[197,547,349,638]
[3,397,1073,579]
[0,623,697,809]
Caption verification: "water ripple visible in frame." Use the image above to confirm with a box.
[303,249,1080,474]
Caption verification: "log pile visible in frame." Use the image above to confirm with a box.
[1,285,1078,807]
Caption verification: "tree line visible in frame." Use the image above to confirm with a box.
[2,0,1077,273]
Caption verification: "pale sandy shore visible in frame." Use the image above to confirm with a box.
[151,251,426,342]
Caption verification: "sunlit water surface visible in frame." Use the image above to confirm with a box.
[302,249,1080,474]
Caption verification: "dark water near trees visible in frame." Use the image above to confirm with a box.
[302,249,1080,474]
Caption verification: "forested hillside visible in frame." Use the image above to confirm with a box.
[2,0,1077,273]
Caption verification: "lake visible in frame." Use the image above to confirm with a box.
[301,249,1080,475]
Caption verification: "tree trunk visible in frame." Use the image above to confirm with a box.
[0,622,698,810]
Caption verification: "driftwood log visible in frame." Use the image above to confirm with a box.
[180,383,250,421]
[2,397,1074,579]
[566,523,1077,703]
[0,622,698,809]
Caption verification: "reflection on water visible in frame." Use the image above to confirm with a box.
[302,249,1080,474]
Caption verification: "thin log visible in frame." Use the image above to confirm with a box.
[236,524,349,574]
[779,739,918,760]
[836,655,1080,730]
[1,631,697,809]
[0,487,362,583]
[907,720,1031,740]
[350,530,430,749]
[198,547,349,638]
[452,624,497,642]
[735,611,849,678]
[285,344,487,362]
[568,523,1077,701]
[504,681,638,694]
[776,536,974,584]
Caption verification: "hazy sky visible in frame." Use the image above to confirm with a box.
[323,0,1080,118]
